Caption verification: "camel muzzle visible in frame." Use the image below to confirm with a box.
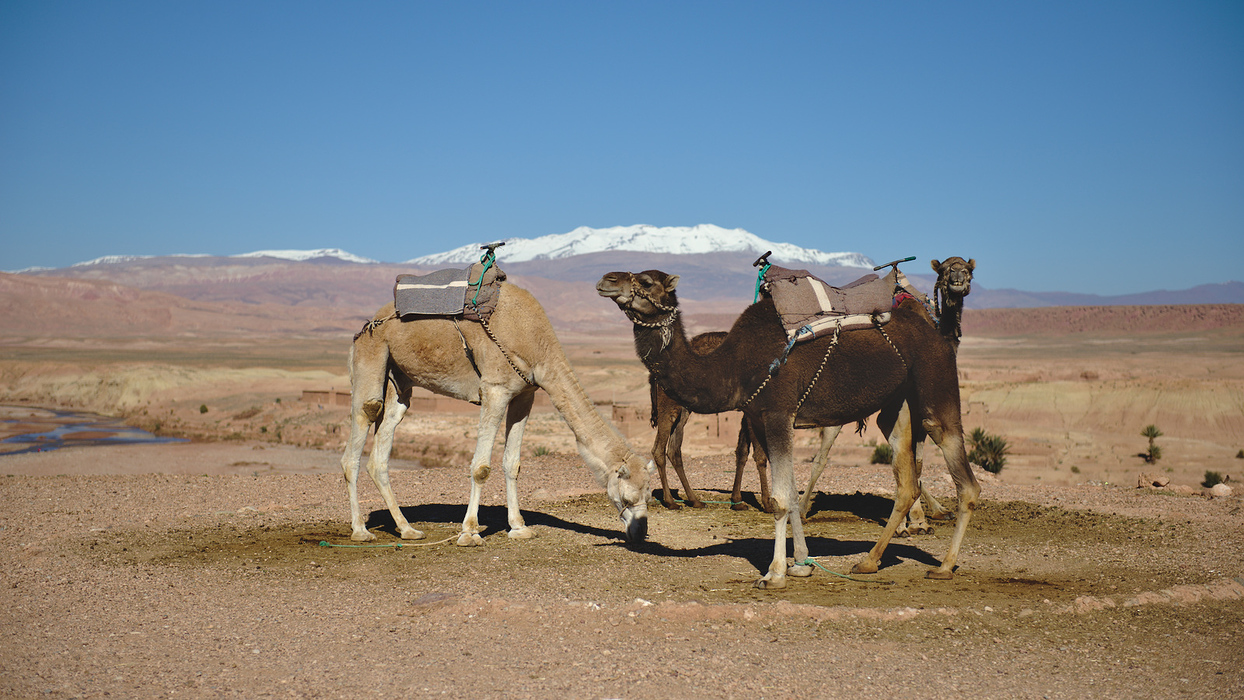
[621,507,648,544]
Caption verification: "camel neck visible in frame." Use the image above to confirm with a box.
[532,344,634,479]
[631,304,776,414]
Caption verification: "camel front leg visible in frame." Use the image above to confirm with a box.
[799,424,841,519]
[501,390,537,539]
[667,408,704,508]
[650,408,680,510]
[366,382,425,540]
[852,402,919,575]
[924,423,980,579]
[458,387,511,546]
[729,419,752,510]
[755,414,810,589]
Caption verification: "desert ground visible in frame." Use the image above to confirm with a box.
[1,316,1242,698]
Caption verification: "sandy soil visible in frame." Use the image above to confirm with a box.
[1,327,1242,698]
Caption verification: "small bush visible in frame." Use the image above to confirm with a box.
[870,443,893,465]
[534,446,550,457]
[1070,465,1081,474]
[199,404,209,414]
[967,427,1010,474]
[1141,424,1162,464]
[1203,471,1224,488]
[1236,449,1243,459]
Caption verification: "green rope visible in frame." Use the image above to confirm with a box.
[797,557,894,584]
[469,248,496,305]
[318,534,455,549]
[753,261,771,302]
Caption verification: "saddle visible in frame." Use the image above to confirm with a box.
[394,252,506,323]
[758,262,928,344]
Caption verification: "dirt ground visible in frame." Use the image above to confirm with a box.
[1,327,1243,698]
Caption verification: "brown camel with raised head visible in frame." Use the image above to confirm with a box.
[598,269,980,588]
[931,256,975,348]
[341,282,652,547]
[648,330,832,514]
[798,257,975,523]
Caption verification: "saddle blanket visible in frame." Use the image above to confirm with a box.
[761,265,907,342]
[394,261,507,321]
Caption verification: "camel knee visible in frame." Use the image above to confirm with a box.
[921,418,945,445]
[472,463,491,484]
[362,399,384,424]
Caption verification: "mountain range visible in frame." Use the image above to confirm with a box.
[4,224,1241,338]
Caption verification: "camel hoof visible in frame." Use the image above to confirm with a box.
[730,502,749,511]
[761,500,777,514]
[789,564,813,578]
[350,529,377,542]
[399,527,426,540]
[662,501,682,511]
[455,532,484,547]
[850,560,879,575]
[928,512,955,522]
[913,525,935,536]
[507,527,537,540]
[896,529,912,539]
[925,569,954,580]
[754,576,787,590]
[686,500,706,509]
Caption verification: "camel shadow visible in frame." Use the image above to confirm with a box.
[630,533,940,574]
[365,504,624,542]
[803,491,899,525]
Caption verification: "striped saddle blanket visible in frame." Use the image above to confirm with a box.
[393,261,506,322]
[760,265,908,343]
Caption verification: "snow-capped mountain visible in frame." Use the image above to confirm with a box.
[234,248,378,264]
[67,248,376,268]
[405,225,875,269]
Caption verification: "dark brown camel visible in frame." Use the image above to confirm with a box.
[650,330,837,514]
[598,269,980,588]
[931,256,975,348]
[798,257,975,523]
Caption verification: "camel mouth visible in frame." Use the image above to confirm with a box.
[595,274,630,303]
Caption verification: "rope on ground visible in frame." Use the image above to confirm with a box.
[797,557,895,584]
[318,534,456,549]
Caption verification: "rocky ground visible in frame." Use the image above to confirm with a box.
[1,439,1241,699]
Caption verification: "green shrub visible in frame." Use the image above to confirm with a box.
[1203,470,1224,488]
[870,443,893,465]
[967,427,1010,474]
[1141,425,1162,464]
[199,404,209,414]
[1236,449,1243,459]
[1070,465,1081,474]
[534,446,550,457]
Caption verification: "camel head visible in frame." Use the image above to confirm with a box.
[595,270,681,321]
[577,442,654,544]
[931,257,975,300]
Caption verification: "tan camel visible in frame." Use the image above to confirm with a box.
[341,282,652,546]
[599,269,979,588]
[797,257,975,523]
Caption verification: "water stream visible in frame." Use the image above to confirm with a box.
[0,406,186,455]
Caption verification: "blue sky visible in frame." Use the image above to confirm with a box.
[2,1,1241,294]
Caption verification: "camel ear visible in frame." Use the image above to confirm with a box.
[967,258,976,272]
[930,259,941,273]
[664,275,679,292]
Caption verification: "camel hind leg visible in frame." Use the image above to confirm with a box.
[851,400,920,575]
[799,424,842,519]
[341,342,396,541]
[365,375,425,540]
